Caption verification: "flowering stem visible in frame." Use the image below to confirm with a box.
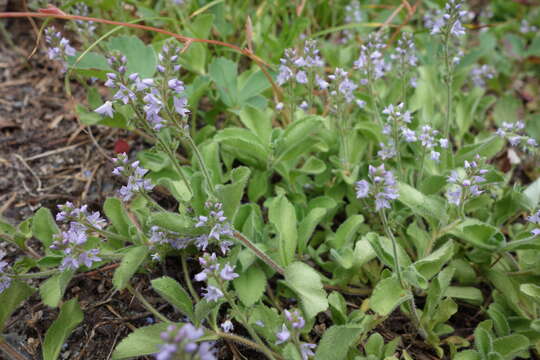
[223,290,277,360]
[416,146,427,187]
[442,34,453,141]
[379,210,403,287]
[233,231,285,275]
[181,254,200,302]
[391,116,404,179]
[126,283,170,323]
[185,134,217,199]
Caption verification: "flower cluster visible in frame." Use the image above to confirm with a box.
[446,155,489,206]
[520,20,538,34]
[327,68,358,105]
[342,0,363,42]
[71,3,97,36]
[354,33,390,85]
[377,140,398,160]
[44,27,76,71]
[417,125,449,162]
[112,153,155,202]
[194,252,239,302]
[495,121,538,152]
[95,46,190,131]
[0,250,12,294]
[277,40,324,87]
[356,164,399,211]
[426,0,467,37]
[52,202,106,271]
[528,211,540,237]
[381,103,412,136]
[391,32,418,73]
[148,226,191,251]
[156,323,216,360]
[275,308,316,359]
[470,64,495,88]
[194,202,234,253]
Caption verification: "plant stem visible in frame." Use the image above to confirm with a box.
[185,134,217,199]
[181,254,200,302]
[443,34,453,141]
[379,210,403,287]
[11,269,58,279]
[216,331,283,360]
[127,284,170,323]
[233,231,285,275]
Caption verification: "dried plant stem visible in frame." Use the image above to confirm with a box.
[233,231,285,275]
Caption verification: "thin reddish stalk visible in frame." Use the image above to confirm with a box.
[0,11,283,99]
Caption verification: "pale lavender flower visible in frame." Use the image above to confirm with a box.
[219,264,239,281]
[284,309,305,329]
[356,164,399,211]
[377,141,397,160]
[427,0,468,37]
[94,101,114,117]
[496,121,538,153]
[173,96,190,117]
[520,20,538,34]
[78,249,101,268]
[0,251,11,294]
[276,102,284,111]
[355,180,370,198]
[300,343,317,360]
[59,256,79,271]
[112,157,154,202]
[156,323,211,360]
[446,155,490,206]
[276,324,291,344]
[44,27,76,64]
[221,320,234,333]
[354,33,389,84]
[528,210,540,237]
[328,68,358,104]
[470,64,495,88]
[342,1,363,42]
[203,285,224,302]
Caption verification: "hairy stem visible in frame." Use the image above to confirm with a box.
[233,231,285,275]
[127,283,170,323]
[181,254,200,302]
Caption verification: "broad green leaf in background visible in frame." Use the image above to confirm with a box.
[492,334,530,360]
[32,208,59,250]
[328,214,364,249]
[268,195,298,266]
[297,207,327,254]
[107,36,157,78]
[520,283,540,302]
[42,298,83,360]
[233,265,267,307]
[398,182,446,225]
[39,270,75,308]
[112,323,172,360]
[151,277,193,318]
[314,325,364,360]
[284,262,328,319]
[209,57,238,107]
[455,136,504,164]
[523,178,540,210]
[112,246,148,290]
[0,280,35,331]
[413,240,454,280]
[216,166,251,220]
[370,276,411,316]
[238,106,273,146]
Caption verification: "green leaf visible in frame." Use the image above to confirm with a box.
[103,198,132,238]
[455,350,481,360]
[216,167,251,220]
[413,240,454,280]
[328,291,348,324]
[151,277,193,318]
[520,283,540,302]
[370,276,411,316]
[233,265,267,307]
[0,280,35,331]
[112,246,148,290]
[209,57,238,107]
[150,212,198,235]
[493,96,520,126]
[329,215,364,249]
[474,328,493,356]
[365,333,384,358]
[298,156,327,174]
[284,262,328,319]
[42,298,83,360]
[238,106,272,146]
[492,334,529,360]
[107,36,156,78]
[238,71,272,105]
[523,178,540,210]
[314,325,364,360]
[268,195,298,266]
[39,270,74,308]
[112,323,171,359]
[157,178,193,202]
[32,208,60,249]
[445,286,484,305]
[398,182,446,225]
[215,128,269,167]
[455,136,504,164]
[450,220,505,250]
[283,343,303,360]
[297,208,327,254]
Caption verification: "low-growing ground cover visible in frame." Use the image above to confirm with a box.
[0,0,539,359]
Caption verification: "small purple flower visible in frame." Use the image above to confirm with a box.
[78,249,101,268]
[276,324,291,345]
[221,320,234,333]
[284,309,305,329]
[173,96,190,117]
[528,210,540,237]
[156,323,212,360]
[355,180,370,198]
[356,165,399,211]
[203,285,224,302]
[219,264,239,281]
[94,101,114,117]
[59,256,79,271]
[0,251,11,294]
[300,343,317,360]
